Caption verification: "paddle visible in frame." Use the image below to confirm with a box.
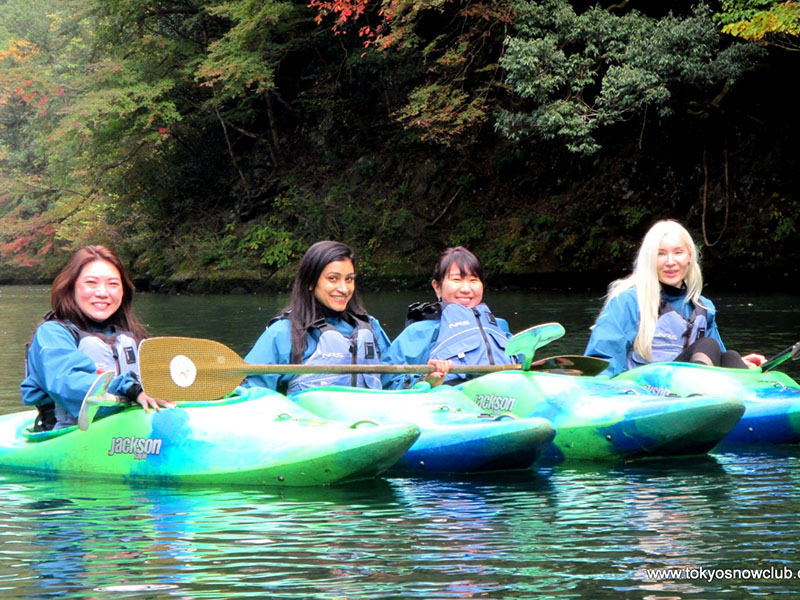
[528,354,610,376]
[503,322,609,375]
[139,322,596,401]
[505,322,565,369]
[77,372,129,431]
[139,337,524,401]
[761,340,800,372]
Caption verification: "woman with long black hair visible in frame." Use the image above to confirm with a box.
[244,240,449,393]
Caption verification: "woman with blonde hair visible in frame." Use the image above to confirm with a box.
[584,220,765,377]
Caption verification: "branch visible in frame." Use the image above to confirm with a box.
[431,188,461,226]
[214,104,250,193]
[92,140,148,189]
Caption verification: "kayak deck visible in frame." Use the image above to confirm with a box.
[0,387,420,486]
[291,384,556,473]
[458,371,745,461]
[613,362,800,445]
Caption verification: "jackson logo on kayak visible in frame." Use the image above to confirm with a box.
[474,394,516,412]
[108,437,163,459]
[643,385,675,397]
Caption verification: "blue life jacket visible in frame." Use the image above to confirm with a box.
[627,299,708,369]
[60,324,139,428]
[287,314,382,394]
[25,316,139,380]
[75,328,139,376]
[25,315,140,430]
[426,302,515,383]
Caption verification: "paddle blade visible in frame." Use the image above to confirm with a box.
[529,355,609,376]
[505,322,566,369]
[140,336,246,401]
[78,372,114,431]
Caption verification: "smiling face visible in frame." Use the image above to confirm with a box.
[313,259,355,312]
[74,259,124,323]
[432,263,484,308]
[656,232,691,287]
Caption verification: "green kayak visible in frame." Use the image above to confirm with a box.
[0,373,420,486]
[613,362,800,445]
[458,371,745,461]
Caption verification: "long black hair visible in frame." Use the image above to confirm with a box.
[284,241,368,362]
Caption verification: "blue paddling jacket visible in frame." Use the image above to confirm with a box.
[584,286,725,378]
[21,319,144,429]
[244,311,391,394]
[382,301,515,389]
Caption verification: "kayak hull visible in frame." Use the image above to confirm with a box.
[458,371,745,461]
[0,387,420,486]
[613,362,800,445]
[291,385,556,473]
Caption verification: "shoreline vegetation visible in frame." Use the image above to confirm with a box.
[1,266,795,295]
[2,2,798,294]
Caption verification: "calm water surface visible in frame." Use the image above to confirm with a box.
[1,285,799,599]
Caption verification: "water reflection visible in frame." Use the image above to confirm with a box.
[1,474,405,598]
[2,451,800,598]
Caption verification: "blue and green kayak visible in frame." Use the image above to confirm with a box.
[613,363,800,445]
[457,371,745,461]
[0,375,420,486]
[290,384,556,473]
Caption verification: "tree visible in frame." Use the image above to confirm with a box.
[716,0,800,50]
[496,1,764,154]
[0,0,97,271]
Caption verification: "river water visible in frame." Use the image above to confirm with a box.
[1,285,799,599]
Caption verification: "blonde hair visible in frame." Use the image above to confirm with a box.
[602,220,704,361]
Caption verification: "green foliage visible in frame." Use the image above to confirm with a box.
[0,0,796,289]
[716,0,800,49]
[397,83,488,145]
[497,1,764,154]
[391,0,513,148]
[769,198,799,242]
[448,214,488,249]
[197,0,307,100]
[225,216,303,269]
[0,0,96,270]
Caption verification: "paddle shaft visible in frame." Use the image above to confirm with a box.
[762,341,800,372]
[211,363,522,376]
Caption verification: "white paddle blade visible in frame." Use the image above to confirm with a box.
[78,372,115,431]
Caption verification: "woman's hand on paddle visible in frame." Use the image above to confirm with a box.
[136,390,177,412]
[424,359,453,387]
[743,353,767,368]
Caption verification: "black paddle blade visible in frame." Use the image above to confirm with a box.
[530,355,609,376]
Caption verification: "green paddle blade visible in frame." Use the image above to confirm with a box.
[505,322,566,370]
